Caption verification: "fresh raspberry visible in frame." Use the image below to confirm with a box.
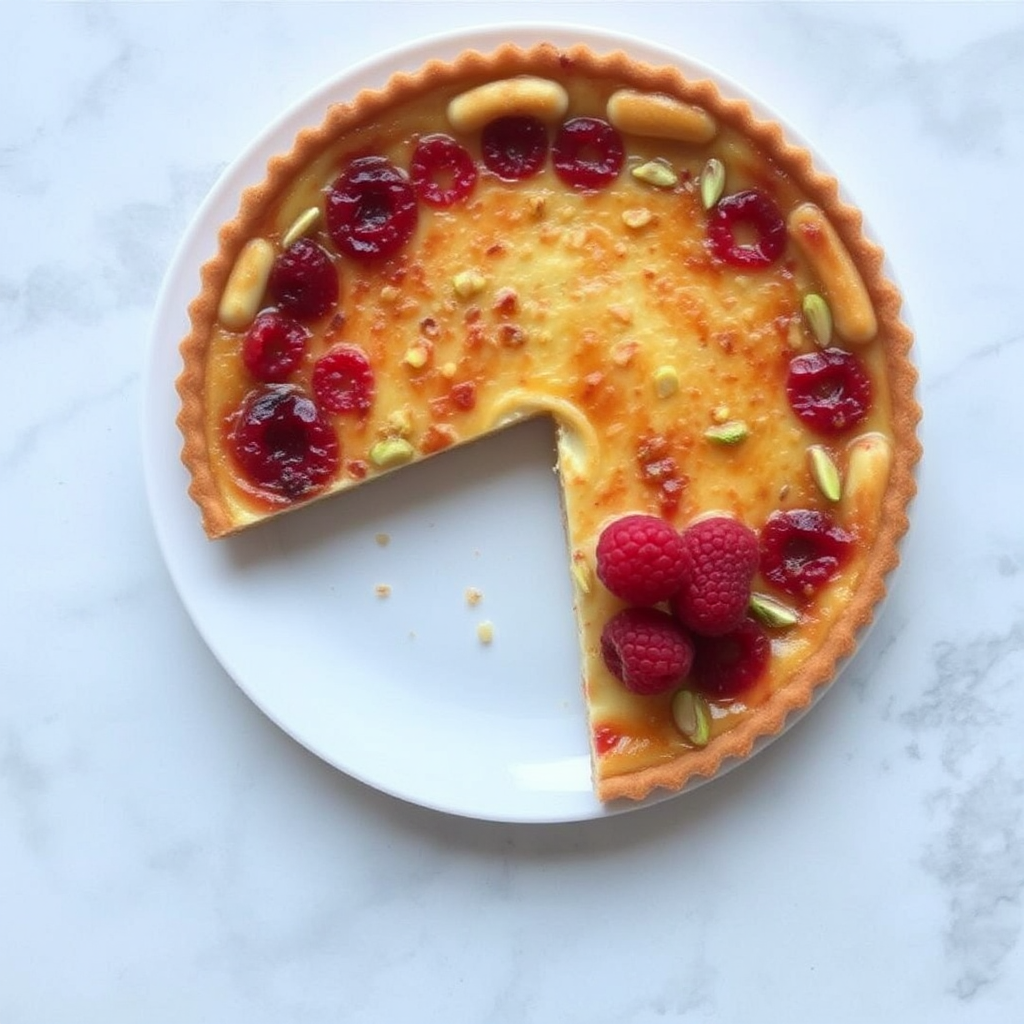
[672,516,759,636]
[690,618,770,701]
[595,514,687,606]
[601,608,695,696]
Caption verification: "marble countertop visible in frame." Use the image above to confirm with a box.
[4,2,1024,1021]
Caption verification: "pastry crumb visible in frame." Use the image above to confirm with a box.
[375,532,391,547]
[374,583,392,598]
[476,620,494,644]
[465,587,483,606]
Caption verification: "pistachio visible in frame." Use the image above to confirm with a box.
[704,420,749,445]
[571,560,592,595]
[452,269,487,298]
[700,157,726,210]
[385,408,413,438]
[369,437,415,469]
[671,690,711,747]
[280,206,321,250]
[403,344,430,370]
[631,159,678,188]
[802,293,833,347]
[808,444,842,502]
[749,592,800,628]
[653,365,680,398]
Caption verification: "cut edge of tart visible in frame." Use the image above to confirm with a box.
[175,42,921,806]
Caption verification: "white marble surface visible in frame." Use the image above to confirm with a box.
[3,1,1024,1021]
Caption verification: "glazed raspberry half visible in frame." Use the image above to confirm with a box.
[312,344,375,417]
[672,516,760,636]
[601,607,695,696]
[267,239,338,321]
[241,310,309,383]
[595,514,687,606]
[760,508,854,597]
[229,385,339,500]
[481,115,548,180]
[410,134,477,207]
[786,348,872,435]
[706,188,786,269]
[325,156,418,261]
[690,618,771,702]
[552,117,624,190]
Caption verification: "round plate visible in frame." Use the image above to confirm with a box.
[144,24,872,822]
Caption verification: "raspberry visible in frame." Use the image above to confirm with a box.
[672,516,759,636]
[229,385,339,501]
[601,608,695,696]
[690,618,770,701]
[786,348,872,435]
[481,116,548,180]
[312,344,375,417]
[706,189,786,269]
[241,310,309,383]
[268,239,338,321]
[325,156,418,261]
[595,514,687,606]
[552,117,624,190]
[760,508,854,597]
[410,134,477,207]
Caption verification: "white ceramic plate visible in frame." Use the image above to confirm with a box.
[143,24,874,823]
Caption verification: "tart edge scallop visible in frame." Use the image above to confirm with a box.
[174,41,923,803]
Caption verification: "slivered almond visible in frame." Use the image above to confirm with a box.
[606,90,717,144]
[787,204,878,344]
[218,238,275,330]
[447,76,568,133]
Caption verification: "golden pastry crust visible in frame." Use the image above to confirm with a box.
[176,42,921,803]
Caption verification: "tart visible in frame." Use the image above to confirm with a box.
[176,43,920,803]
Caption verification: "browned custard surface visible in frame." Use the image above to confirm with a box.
[179,46,919,801]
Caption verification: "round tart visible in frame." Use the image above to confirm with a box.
[176,43,920,803]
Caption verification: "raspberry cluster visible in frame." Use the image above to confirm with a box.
[595,513,766,702]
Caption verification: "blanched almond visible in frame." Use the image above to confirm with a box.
[218,238,275,330]
[606,90,717,144]
[843,432,893,531]
[447,77,568,133]
[787,204,877,344]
